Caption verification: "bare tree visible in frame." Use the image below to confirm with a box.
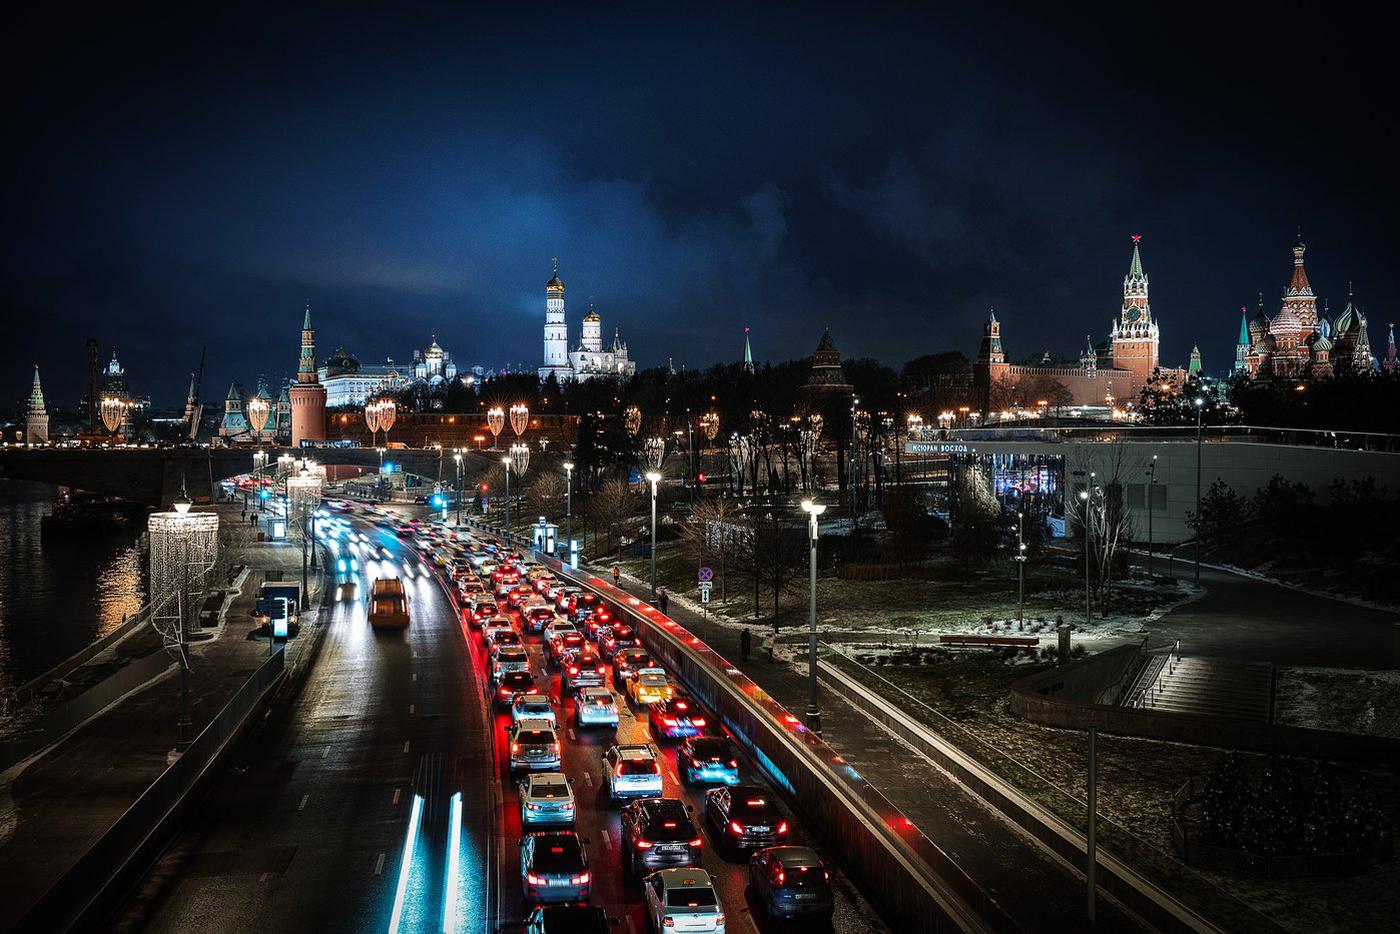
[1066,445,1140,617]
[679,494,747,603]
[588,477,639,556]
[525,472,565,525]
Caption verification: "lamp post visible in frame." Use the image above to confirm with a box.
[1016,510,1026,625]
[1146,455,1157,577]
[801,499,827,735]
[454,452,463,526]
[172,489,194,749]
[645,471,662,596]
[1079,488,1092,627]
[563,461,574,555]
[1194,396,1205,584]
[502,455,513,543]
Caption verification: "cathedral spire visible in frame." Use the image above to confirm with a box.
[743,326,754,372]
[1128,233,1144,278]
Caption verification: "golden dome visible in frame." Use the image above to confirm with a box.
[546,273,565,292]
[583,308,601,322]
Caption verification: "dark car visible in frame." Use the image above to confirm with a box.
[679,735,741,786]
[523,605,555,634]
[562,650,608,692]
[554,587,582,613]
[612,647,652,684]
[599,623,639,658]
[547,630,586,667]
[648,696,708,741]
[494,670,539,708]
[704,784,788,851]
[520,831,591,904]
[525,905,611,934]
[620,797,702,876]
[747,846,835,921]
[581,606,614,641]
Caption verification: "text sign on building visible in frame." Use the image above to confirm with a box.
[906,441,969,455]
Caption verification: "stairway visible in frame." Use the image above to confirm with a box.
[1140,656,1273,722]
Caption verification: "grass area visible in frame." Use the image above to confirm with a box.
[828,650,1400,933]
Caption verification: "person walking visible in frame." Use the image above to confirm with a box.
[740,627,752,663]
[612,564,621,587]
[658,589,669,615]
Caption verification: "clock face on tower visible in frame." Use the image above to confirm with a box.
[1125,307,1141,324]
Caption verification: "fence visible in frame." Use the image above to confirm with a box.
[11,647,287,933]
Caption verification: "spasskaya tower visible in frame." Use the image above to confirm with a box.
[1109,234,1159,381]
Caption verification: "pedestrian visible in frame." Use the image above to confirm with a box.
[612,564,620,587]
[241,507,247,520]
[740,627,751,663]
[658,589,669,615]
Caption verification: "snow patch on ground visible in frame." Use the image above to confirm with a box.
[1275,667,1400,739]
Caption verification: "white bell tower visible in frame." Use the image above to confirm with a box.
[540,259,570,380]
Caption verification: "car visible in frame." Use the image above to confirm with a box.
[547,629,585,667]
[599,623,640,658]
[554,587,582,613]
[494,670,539,708]
[746,846,835,921]
[511,693,557,727]
[643,868,725,933]
[562,650,608,692]
[507,583,537,607]
[519,772,577,827]
[525,905,610,934]
[574,687,619,728]
[678,736,740,786]
[604,743,663,801]
[581,606,614,641]
[612,647,653,683]
[491,645,531,681]
[520,830,590,904]
[704,785,788,852]
[648,696,707,741]
[522,604,555,634]
[483,620,516,648]
[470,599,501,625]
[509,719,562,775]
[620,797,703,876]
[490,629,525,654]
[367,577,411,628]
[628,669,673,706]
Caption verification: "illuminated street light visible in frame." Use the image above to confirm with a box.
[563,461,574,555]
[645,470,662,595]
[509,402,530,437]
[800,499,827,735]
[487,406,505,449]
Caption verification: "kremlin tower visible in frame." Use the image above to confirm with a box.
[25,365,49,445]
[289,304,327,447]
[539,260,570,380]
[1108,235,1159,381]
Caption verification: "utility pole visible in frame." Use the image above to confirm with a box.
[564,461,574,557]
[1146,455,1156,577]
[1194,397,1205,584]
[1016,510,1026,625]
[801,500,826,735]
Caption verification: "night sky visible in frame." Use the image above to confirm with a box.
[4,2,1394,408]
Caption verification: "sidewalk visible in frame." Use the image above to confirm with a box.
[593,565,1148,932]
[0,506,319,930]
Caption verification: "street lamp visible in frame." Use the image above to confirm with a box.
[1015,510,1027,624]
[1079,488,1092,627]
[1146,455,1157,577]
[453,452,463,526]
[1194,396,1205,584]
[645,471,662,595]
[800,499,827,735]
[502,456,513,543]
[563,461,574,556]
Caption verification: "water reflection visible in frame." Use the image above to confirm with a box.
[0,480,148,692]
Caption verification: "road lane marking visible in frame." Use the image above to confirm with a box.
[403,741,411,754]
[601,829,610,846]
[259,871,270,882]
[568,727,577,741]
[374,852,386,875]
[298,794,309,811]
[321,747,329,759]
[409,704,415,714]
[583,771,593,787]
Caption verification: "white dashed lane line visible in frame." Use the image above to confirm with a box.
[374,852,386,875]
[297,794,309,811]
[392,787,401,806]
[403,741,411,754]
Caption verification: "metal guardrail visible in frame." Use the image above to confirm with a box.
[526,545,1010,933]
[930,423,1400,452]
[11,647,287,933]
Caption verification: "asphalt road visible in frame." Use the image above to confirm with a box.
[111,513,887,932]
[109,520,494,932]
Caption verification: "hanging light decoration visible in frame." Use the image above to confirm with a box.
[508,441,530,476]
[623,405,642,437]
[100,395,127,434]
[364,399,383,436]
[246,388,271,436]
[377,398,397,437]
[149,507,219,641]
[699,410,720,442]
[509,402,530,437]
[644,435,666,471]
[487,406,505,448]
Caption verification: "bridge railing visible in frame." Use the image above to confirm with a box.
[912,423,1400,452]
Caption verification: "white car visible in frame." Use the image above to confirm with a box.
[644,868,725,933]
[483,619,515,647]
[508,719,561,775]
[574,687,619,728]
[604,743,663,801]
[519,771,576,827]
[511,693,557,727]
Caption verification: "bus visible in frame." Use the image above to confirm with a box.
[368,577,411,628]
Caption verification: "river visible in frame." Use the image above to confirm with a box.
[0,480,147,693]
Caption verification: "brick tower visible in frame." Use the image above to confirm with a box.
[289,304,327,447]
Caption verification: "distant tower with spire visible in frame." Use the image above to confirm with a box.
[289,303,327,447]
[742,327,754,373]
[1188,343,1202,376]
[539,259,570,381]
[1234,307,1251,373]
[1384,324,1398,374]
[25,365,49,445]
[1109,234,1160,380]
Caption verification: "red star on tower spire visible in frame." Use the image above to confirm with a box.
[1131,234,1142,242]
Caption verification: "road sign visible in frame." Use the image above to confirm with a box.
[699,582,712,604]
[698,567,713,582]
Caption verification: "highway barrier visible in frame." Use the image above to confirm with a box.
[11,647,287,934]
[531,549,1014,933]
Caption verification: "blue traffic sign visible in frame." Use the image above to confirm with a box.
[698,567,713,582]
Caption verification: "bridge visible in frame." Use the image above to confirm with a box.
[0,445,529,507]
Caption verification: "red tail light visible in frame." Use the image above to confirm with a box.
[511,742,519,753]
[729,820,743,835]
[689,837,702,847]
[571,872,590,884]
[729,759,738,767]
[661,716,676,726]
[596,666,606,674]
[635,839,653,849]
[777,821,789,835]
[527,872,543,885]
[692,718,706,727]
[553,742,561,753]
[775,869,785,885]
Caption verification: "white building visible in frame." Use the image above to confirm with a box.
[537,264,635,382]
[318,333,459,407]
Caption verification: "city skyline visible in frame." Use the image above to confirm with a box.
[5,3,1395,406]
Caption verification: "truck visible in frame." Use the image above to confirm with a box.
[368,577,411,628]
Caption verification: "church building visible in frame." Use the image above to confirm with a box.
[538,263,636,382]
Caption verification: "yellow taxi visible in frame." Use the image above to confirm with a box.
[628,668,673,706]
